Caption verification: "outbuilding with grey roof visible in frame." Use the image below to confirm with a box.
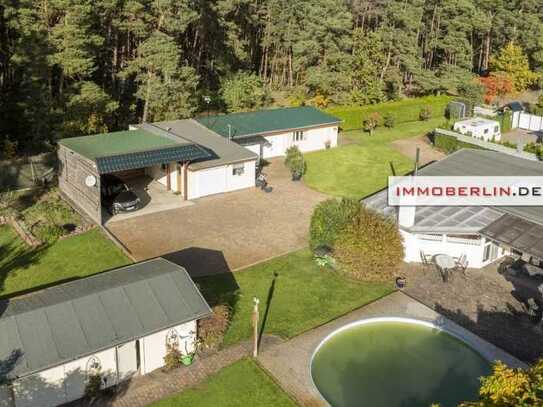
[0,258,211,407]
[363,148,543,269]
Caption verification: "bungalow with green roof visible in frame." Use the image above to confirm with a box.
[58,107,340,224]
[197,106,341,159]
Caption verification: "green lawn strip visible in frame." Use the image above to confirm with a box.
[0,226,131,297]
[326,95,451,131]
[303,118,443,199]
[196,249,393,346]
[151,358,297,407]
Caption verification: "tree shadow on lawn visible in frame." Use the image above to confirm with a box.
[0,237,49,302]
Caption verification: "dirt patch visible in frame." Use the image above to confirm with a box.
[502,128,542,144]
[390,135,445,165]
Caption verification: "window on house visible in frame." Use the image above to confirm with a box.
[483,243,491,262]
[292,131,304,142]
[494,126,499,133]
[484,128,489,134]
[232,163,245,176]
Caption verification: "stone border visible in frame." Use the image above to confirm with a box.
[258,291,527,407]
[0,216,41,247]
[308,316,527,406]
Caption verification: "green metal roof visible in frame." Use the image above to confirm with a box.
[0,258,211,380]
[196,106,341,139]
[59,130,180,159]
[59,128,211,174]
[95,144,210,173]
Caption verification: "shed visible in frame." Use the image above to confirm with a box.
[0,258,211,407]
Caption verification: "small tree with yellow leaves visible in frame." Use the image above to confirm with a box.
[459,359,543,406]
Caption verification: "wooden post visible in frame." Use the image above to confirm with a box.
[182,162,189,200]
[252,297,260,358]
[176,163,182,194]
[166,163,171,191]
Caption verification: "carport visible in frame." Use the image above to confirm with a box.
[58,125,211,224]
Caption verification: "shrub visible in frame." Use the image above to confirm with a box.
[32,223,64,243]
[284,146,305,179]
[163,343,183,370]
[198,304,231,350]
[2,139,17,159]
[334,206,403,282]
[383,114,395,128]
[419,106,432,121]
[432,133,484,154]
[309,198,360,251]
[363,112,381,135]
[459,359,543,406]
[308,94,329,108]
[84,374,102,399]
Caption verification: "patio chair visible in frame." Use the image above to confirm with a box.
[419,250,433,269]
[454,254,468,276]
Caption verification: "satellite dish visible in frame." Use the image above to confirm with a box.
[85,175,97,187]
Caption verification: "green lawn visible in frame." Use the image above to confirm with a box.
[0,226,131,297]
[196,249,393,346]
[326,95,451,131]
[303,117,445,199]
[152,359,295,407]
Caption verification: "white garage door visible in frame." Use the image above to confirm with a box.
[244,144,261,157]
[197,167,227,198]
[262,135,286,158]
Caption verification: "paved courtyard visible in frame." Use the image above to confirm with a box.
[107,159,328,276]
[403,262,543,363]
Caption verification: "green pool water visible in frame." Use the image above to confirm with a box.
[311,321,491,407]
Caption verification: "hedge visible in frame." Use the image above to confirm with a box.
[432,133,485,154]
[325,95,452,131]
[334,207,404,282]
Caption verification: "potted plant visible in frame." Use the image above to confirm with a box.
[180,353,195,366]
[284,146,305,181]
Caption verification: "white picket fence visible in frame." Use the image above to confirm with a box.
[512,111,543,132]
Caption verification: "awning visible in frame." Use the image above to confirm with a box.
[480,214,543,258]
[96,144,211,174]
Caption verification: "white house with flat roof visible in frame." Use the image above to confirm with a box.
[364,149,543,269]
[453,118,501,141]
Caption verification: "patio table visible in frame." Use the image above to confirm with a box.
[434,254,456,282]
[523,263,543,278]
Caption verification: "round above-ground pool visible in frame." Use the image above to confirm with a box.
[310,318,491,407]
